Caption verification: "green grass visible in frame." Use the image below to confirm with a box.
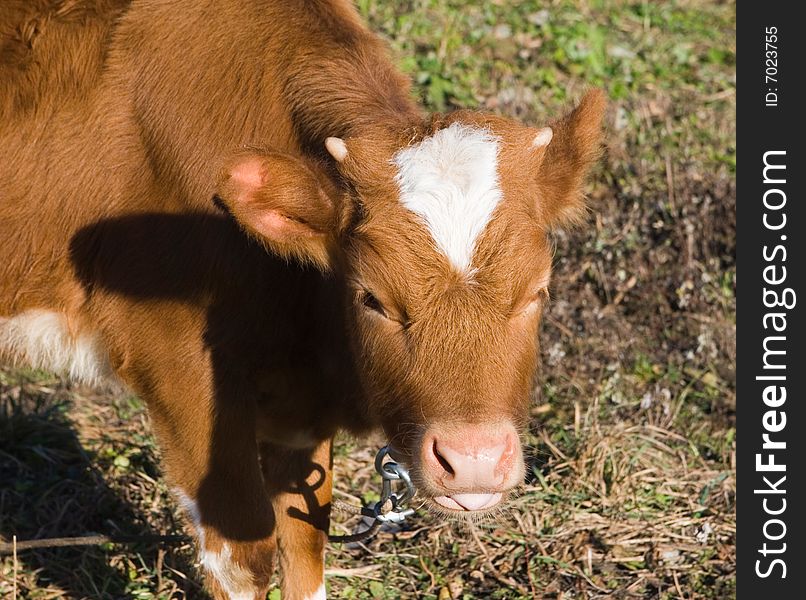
[1,0,735,598]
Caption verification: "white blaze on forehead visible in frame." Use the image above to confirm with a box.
[392,123,503,272]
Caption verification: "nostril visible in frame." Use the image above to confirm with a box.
[432,440,455,476]
[422,424,523,495]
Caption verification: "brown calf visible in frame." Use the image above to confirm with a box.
[0,1,605,598]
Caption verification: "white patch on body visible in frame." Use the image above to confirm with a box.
[174,489,257,600]
[0,310,113,384]
[304,582,327,600]
[392,123,502,272]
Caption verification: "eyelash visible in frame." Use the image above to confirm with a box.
[513,288,549,317]
[361,291,386,316]
[359,290,411,329]
[531,288,550,306]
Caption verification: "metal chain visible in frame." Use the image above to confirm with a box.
[327,446,416,544]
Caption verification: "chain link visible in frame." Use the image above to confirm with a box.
[328,446,417,543]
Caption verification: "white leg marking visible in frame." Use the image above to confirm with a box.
[173,488,205,546]
[202,543,257,600]
[304,582,327,600]
[0,310,113,384]
[174,489,259,600]
[392,123,502,273]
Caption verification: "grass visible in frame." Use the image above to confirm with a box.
[0,0,735,597]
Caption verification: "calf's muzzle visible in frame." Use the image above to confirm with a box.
[419,422,522,512]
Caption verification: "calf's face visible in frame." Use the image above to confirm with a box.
[217,90,605,513]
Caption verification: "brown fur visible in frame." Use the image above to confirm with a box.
[0,1,605,597]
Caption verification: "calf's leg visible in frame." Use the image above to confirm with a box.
[261,439,333,600]
[143,383,278,599]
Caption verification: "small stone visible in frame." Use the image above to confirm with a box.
[528,10,550,26]
[696,522,714,544]
[493,24,512,39]
[448,578,464,599]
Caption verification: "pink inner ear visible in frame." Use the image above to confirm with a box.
[257,211,318,239]
[229,157,267,195]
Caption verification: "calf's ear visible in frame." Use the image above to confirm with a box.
[532,89,607,228]
[216,150,338,271]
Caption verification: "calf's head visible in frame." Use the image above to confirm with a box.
[217,90,605,513]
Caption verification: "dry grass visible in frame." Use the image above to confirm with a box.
[1,0,735,598]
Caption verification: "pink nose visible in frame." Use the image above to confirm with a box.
[421,423,522,511]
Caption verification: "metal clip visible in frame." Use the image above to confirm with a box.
[371,446,416,523]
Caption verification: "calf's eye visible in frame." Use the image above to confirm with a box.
[357,289,410,329]
[512,287,549,318]
[361,290,386,317]
[529,287,550,308]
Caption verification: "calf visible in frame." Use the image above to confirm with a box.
[0,0,605,598]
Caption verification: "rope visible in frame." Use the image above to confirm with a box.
[326,498,390,544]
[326,519,382,544]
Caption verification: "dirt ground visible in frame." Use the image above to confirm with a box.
[1,1,735,598]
